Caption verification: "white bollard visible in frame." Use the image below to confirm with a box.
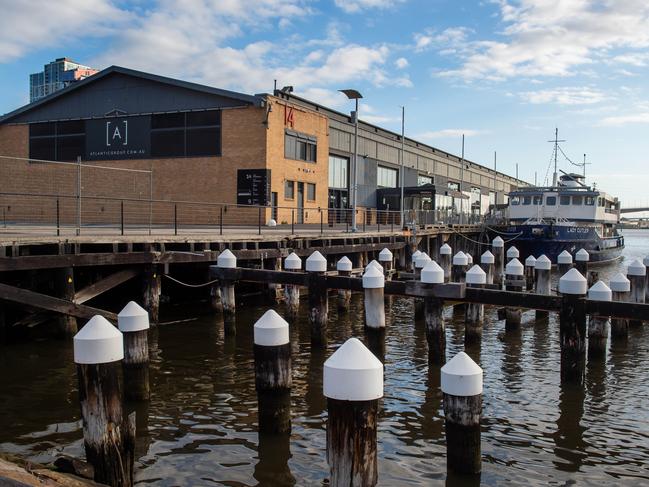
[378,248,393,279]
[505,258,524,330]
[610,272,630,338]
[587,281,611,358]
[535,254,552,321]
[118,301,150,401]
[336,256,353,312]
[284,252,302,318]
[480,250,494,285]
[421,260,445,364]
[439,243,452,282]
[307,251,328,346]
[575,249,590,285]
[217,249,237,334]
[506,246,519,263]
[414,252,431,279]
[465,265,486,343]
[557,250,573,276]
[524,255,536,291]
[558,268,588,383]
[492,237,505,288]
[451,251,468,283]
[411,249,422,273]
[363,266,385,330]
[627,259,646,326]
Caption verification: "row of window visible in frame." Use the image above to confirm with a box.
[511,194,597,206]
[377,165,398,188]
[284,180,316,201]
[285,130,317,163]
[150,111,221,158]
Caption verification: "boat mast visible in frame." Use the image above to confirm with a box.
[549,128,565,187]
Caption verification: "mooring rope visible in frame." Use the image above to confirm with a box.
[163,274,219,288]
[451,229,523,246]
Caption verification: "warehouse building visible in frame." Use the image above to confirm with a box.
[0,65,524,227]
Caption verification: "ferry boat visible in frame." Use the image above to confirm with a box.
[502,172,624,263]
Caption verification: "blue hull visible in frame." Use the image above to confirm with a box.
[492,225,624,264]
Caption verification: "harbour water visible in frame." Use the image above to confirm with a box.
[1,229,649,485]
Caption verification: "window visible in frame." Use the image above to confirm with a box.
[489,191,496,205]
[448,181,460,191]
[418,175,433,186]
[511,196,520,205]
[29,121,85,161]
[377,166,398,188]
[560,195,571,205]
[523,196,532,205]
[572,196,583,205]
[150,110,221,158]
[585,196,595,206]
[285,130,317,162]
[546,196,557,206]
[307,183,316,201]
[533,195,542,205]
[329,155,349,189]
[285,180,295,199]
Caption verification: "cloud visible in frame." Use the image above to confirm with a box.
[395,57,409,69]
[435,0,649,81]
[598,112,649,126]
[0,0,130,62]
[415,129,487,140]
[334,0,405,14]
[519,87,607,105]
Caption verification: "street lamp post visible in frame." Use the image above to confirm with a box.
[340,89,363,232]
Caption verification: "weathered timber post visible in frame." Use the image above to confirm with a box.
[414,252,430,279]
[587,281,611,359]
[610,272,630,339]
[480,250,494,285]
[378,248,393,280]
[557,250,573,276]
[440,243,452,283]
[337,256,352,312]
[505,258,524,331]
[465,265,486,344]
[284,252,302,319]
[307,251,328,347]
[422,261,445,364]
[441,351,483,475]
[118,302,150,402]
[56,267,77,336]
[217,249,237,335]
[627,259,646,327]
[575,249,590,286]
[492,236,504,288]
[74,316,135,487]
[524,255,536,291]
[506,245,519,264]
[324,338,383,487]
[535,254,552,321]
[411,249,422,273]
[267,257,283,303]
[142,264,162,325]
[363,265,385,330]
[644,255,649,305]
[209,282,222,313]
[558,268,588,383]
[451,251,468,283]
[254,309,292,434]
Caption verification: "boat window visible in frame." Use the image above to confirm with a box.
[585,196,595,206]
[560,196,570,205]
[511,196,520,205]
[546,196,556,206]
[533,195,542,205]
[523,196,532,205]
[572,196,583,205]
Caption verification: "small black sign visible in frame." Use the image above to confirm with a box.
[237,169,271,206]
[86,116,151,160]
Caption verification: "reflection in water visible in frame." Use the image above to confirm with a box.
[255,431,295,486]
[553,380,587,472]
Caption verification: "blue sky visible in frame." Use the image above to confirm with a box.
[1,0,648,207]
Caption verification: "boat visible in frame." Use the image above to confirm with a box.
[495,131,624,264]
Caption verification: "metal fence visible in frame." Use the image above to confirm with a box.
[0,155,484,237]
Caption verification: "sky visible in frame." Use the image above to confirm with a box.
[1,0,648,210]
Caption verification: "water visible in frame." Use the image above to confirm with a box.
[2,230,649,485]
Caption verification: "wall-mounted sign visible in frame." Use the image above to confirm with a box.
[86,116,150,160]
[237,169,271,206]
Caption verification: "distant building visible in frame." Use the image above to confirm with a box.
[29,58,99,102]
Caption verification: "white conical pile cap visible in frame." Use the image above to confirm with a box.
[363,265,385,289]
[492,236,504,248]
[117,301,149,332]
[559,268,588,295]
[440,243,452,255]
[505,258,524,276]
[481,250,494,264]
[415,252,432,269]
[378,248,393,262]
[466,253,473,265]
[324,338,383,401]
[588,281,612,301]
[466,265,487,285]
[610,272,630,292]
[506,246,519,258]
[627,259,646,277]
[525,255,536,267]
[337,256,352,272]
[217,248,237,268]
[575,249,589,262]
[421,260,444,284]
[557,250,573,264]
[535,254,551,270]
[453,251,468,266]
[306,250,327,272]
[412,250,422,261]
[74,315,123,364]
[365,260,383,273]
[254,309,290,346]
[441,351,483,396]
[284,252,302,270]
